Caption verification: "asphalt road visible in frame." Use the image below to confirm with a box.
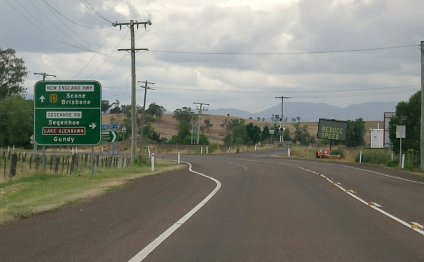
[0,152,423,261]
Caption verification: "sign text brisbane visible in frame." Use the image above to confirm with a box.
[34,81,101,146]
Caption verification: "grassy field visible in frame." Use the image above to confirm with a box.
[104,113,383,146]
[0,160,183,224]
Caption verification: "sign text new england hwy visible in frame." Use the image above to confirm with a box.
[34,81,101,146]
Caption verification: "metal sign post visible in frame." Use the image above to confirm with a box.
[396,125,406,167]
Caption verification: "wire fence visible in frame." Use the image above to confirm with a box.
[1,149,131,181]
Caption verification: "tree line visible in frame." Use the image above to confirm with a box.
[1,47,420,166]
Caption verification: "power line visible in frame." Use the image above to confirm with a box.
[156,84,418,94]
[41,0,101,29]
[6,0,103,53]
[6,0,63,43]
[83,30,130,79]
[70,27,115,79]
[149,44,418,56]
[293,89,420,99]
[27,0,81,45]
[80,0,114,24]
[28,0,94,49]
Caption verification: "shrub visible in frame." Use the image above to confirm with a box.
[330,147,344,158]
[355,149,391,165]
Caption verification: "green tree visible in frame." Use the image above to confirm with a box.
[173,107,195,123]
[345,118,365,147]
[146,103,166,120]
[389,91,420,154]
[261,126,270,142]
[293,123,314,145]
[0,97,33,147]
[142,124,161,142]
[101,100,111,114]
[202,119,213,138]
[108,100,120,113]
[170,107,200,145]
[283,128,291,142]
[0,48,28,98]
[245,122,261,145]
[224,119,247,145]
[169,121,192,144]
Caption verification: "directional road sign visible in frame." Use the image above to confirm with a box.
[33,80,102,146]
[102,130,118,143]
[102,123,120,130]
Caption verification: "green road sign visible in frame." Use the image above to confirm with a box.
[34,80,102,146]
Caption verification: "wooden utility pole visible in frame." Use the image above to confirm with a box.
[420,41,424,169]
[33,72,56,173]
[113,20,151,164]
[138,80,154,153]
[193,102,209,144]
[275,96,290,143]
[34,72,56,81]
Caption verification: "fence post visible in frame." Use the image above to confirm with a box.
[178,152,181,164]
[288,147,291,157]
[151,153,155,171]
[359,151,363,164]
[42,147,46,174]
[54,156,60,174]
[3,153,6,180]
[9,153,17,178]
[91,147,96,175]
[70,154,77,174]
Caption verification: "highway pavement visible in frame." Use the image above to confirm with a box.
[0,151,423,261]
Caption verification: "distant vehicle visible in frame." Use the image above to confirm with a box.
[316,148,330,158]
[316,148,340,159]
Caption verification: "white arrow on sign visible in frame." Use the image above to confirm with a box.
[39,96,46,103]
[89,122,97,129]
[110,131,117,143]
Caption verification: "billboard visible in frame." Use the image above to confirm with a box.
[317,118,348,141]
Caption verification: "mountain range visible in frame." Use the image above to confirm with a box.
[208,101,397,122]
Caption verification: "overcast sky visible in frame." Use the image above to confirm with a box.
[1,0,423,113]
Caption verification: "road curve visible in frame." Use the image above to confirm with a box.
[145,154,423,262]
[0,153,423,261]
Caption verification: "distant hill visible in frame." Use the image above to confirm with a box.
[209,101,397,121]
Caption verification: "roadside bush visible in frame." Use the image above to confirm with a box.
[330,147,344,158]
[290,146,316,159]
[355,149,391,165]
[404,149,420,170]
[207,144,219,154]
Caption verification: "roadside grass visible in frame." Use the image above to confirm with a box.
[0,160,183,224]
[289,145,380,164]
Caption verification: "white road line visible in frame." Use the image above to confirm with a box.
[338,165,424,185]
[128,161,222,262]
[298,166,424,237]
